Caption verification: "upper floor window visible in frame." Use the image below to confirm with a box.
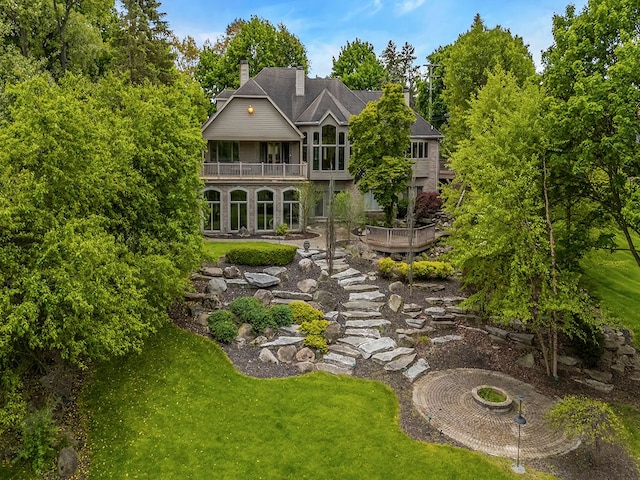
[408,140,429,159]
[211,141,239,163]
[312,125,346,171]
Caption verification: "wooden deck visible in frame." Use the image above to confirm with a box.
[365,224,436,253]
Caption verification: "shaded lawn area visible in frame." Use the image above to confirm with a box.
[84,325,553,480]
[581,233,640,345]
[616,403,640,468]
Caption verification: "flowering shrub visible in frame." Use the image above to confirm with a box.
[289,301,325,323]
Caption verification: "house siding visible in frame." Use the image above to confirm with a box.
[203,98,301,141]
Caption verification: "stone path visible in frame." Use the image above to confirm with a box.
[412,368,581,459]
[202,247,584,460]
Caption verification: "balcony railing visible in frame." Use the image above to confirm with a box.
[365,224,436,253]
[202,162,308,178]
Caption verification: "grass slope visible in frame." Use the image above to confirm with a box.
[203,241,284,263]
[581,234,640,345]
[84,325,552,480]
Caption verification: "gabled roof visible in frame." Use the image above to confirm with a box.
[207,67,443,138]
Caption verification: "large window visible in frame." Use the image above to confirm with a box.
[256,190,274,231]
[282,190,300,230]
[230,190,247,231]
[204,189,221,231]
[210,141,239,162]
[312,125,345,171]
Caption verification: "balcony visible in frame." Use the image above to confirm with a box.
[201,162,308,179]
[365,224,436,253]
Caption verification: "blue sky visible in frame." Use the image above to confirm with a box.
[160,0,587,77]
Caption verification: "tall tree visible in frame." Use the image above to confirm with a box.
[330,38,384,90]
[542,0,640,267]
[111,0,177,84]
[194,16,308,100]
[170,34,200,78]
[0,73,206,452]
[443,70,596,377]
[379,40,419,100]
[415,45,448,128]
[438,14,536,153]
[348,83,415,225]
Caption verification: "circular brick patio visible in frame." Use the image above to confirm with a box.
[412,368,580,459]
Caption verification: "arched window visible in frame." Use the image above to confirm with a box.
[256,190,274,231]
[283,190,300,230]
[229,190,247,231]
[204,189,221,231]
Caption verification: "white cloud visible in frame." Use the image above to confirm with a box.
[396,0,425,15]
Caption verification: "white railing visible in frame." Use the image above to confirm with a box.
[202,162,307,178]
[365,224,436,253]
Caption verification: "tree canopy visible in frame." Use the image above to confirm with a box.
[195,16,308,100]
[542,0,640,267]
[348,83,415,225]
[330,38,385,91]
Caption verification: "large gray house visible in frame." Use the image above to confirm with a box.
[201,60,443,234]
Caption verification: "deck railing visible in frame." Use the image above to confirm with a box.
[365,224,436,253]
[202,162,307,178]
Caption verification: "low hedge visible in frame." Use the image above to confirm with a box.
[378,258,454,280]
[228,296,274,335]
[225,244,297,266]
[207,310,238,344]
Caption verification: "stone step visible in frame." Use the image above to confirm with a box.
[323,352,357,369]
[338,276,367,287]
[344,328,381,339]
[431,334,464,345]
[403,303,423,313]
[371,347,416,365]
[424,296,466,306]
[316,362,353,376]
[324,311,340,321]
[406,318,426,329]
[330,268,362,280]
[337,336,376,348]
[384,353,417,371]
[342,301,384,312]
[341,311,383,319]
[296,248,320,258]
[403,358,430,382]
[344,319,391,328]
[396,327,435,336]
[259,336,305,347]
[349,291,385,302]
[272,290,313,301]
[343,284,381,292]
[358,337,396,359]
[328,344,362,358]
[316,261,350,273]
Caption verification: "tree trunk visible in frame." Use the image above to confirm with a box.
[537,330,551,377]
[543,158,560,378]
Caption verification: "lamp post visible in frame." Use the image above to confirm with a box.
[513,395,526,474]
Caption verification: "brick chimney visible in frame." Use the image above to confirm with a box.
[296,66,305,97]
[240,60,249,86]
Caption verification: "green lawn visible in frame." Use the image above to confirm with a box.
[84,325,553,480]
[616,403,640,468]
[581,233,640,345]
[203,240,284,263]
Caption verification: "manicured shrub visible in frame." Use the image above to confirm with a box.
[303,334,328,354]
[18,407,58,474]
[289,301,325,324]
[378,257,396,278]
[275,223,289,236]
[229,296,264,322]
[228,296,274,334]
[207,309,235,325]
[208,317,238,344]
[378,258,454,281]
[268,305,294,328]
[298,319,330,335]
[225,244,297,266]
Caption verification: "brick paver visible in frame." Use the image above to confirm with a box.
[412,368,580,459]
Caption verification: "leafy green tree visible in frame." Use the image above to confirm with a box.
[0,0,112,79]
[171,34,200,77]
[546,396,627,464]
[415,46,448,128]
[0,73,206,451]
[379,40,418,104]
[542,0,640,267]
[334,190,365,241]
[195,16,308,99]
[438,14,536,153]
[443,70,595,377]
[111,0,177,84]
[295,181,320,234]
[331,38,385,90]
[349,83,415,225]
